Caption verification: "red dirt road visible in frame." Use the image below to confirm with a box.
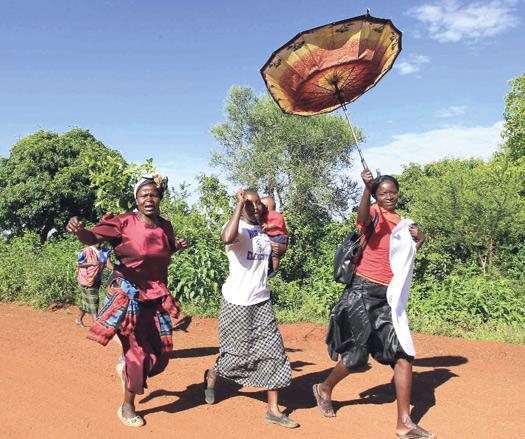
[1,303,524,438]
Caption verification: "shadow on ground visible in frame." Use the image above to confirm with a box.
[141,353,465,423]
[170,346,219,359]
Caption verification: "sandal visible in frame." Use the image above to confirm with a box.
[117,405,144,428]
[312,383,335,417]
[204,369,215,404]
[265,411,299,428]
[396,426,436,438]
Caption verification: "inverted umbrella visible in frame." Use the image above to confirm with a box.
[261,11,402,170]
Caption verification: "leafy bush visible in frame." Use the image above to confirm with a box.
[0,233,80,307]
[409,272,525,329]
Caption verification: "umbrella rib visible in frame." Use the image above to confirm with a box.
[337,65,373,99]
[279,59,309,83]
[302,36,324,72]
[310,81,338,93]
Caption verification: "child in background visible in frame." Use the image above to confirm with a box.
[75,243,113,327]
[261,196,288,277]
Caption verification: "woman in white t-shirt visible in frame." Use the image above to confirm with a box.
[203,189,298,429]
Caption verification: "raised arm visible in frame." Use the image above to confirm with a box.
[66,217,105,245]
[356,168,374,228]
[221,189,246,244]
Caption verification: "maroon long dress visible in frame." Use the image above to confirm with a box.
[92,212,176,394]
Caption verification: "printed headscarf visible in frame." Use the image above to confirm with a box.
[133,174,168,200]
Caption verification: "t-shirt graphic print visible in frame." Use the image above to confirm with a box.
[221,219,272,306]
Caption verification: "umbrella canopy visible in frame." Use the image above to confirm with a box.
[261,13,402,116]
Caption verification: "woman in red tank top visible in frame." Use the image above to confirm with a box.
[313,169,434,439]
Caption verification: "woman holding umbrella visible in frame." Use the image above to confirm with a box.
[313,169,435,439]
[203,189,298,429]
[67,174,188,428]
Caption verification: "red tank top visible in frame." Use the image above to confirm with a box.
[355,205,401,285]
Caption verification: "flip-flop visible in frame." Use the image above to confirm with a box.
[117,405,144,428]
[312,383,336,417]
[265,412,299,428]
[204,369,215,404]
[396,426,437,438]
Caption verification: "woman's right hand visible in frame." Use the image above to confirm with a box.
[361,168,374,190]
[66,216,85,234]
[236,188,247,204]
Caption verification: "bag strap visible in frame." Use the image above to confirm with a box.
[361,212,379,250]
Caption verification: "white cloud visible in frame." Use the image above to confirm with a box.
[394,54,430,75]
[350,121,503,181]
[436,105,468,117]
[408,0,520,43]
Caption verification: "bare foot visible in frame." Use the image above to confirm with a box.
[75,319,85,327]
[121,402,138,419]
[313,383,335,417]
[396,423,436,438]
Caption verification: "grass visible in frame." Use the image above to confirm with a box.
[3,293,524,345]
[179,301,525,345]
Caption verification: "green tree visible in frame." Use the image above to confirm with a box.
[211,86,359,217]
[503,73,525,160]
[0,129,122,242]
[164,175,231,309]
[398,157,525,277]
[85,153,155,214]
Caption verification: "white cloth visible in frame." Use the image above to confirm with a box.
[221,219,271,306]
[386,218,417,356]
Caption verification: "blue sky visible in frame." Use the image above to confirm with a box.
[1,0,524,191]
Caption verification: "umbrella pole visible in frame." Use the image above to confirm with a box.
[334,88,369,170]
[339,101,369,170]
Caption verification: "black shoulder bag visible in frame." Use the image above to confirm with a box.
[333,212,378,284]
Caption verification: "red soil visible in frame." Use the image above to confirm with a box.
[1,302,523,438]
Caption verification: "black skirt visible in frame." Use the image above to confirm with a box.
[326,275,412,369]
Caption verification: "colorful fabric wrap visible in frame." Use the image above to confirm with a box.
[87,277,180,353]
[133,173,168,200]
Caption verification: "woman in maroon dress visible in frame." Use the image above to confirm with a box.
[67,174,188,427]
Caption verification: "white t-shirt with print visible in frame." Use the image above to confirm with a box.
[221,219,271,306]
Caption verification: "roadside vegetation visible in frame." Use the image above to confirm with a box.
[1,74,524,344]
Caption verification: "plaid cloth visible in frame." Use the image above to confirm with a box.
[87,277,180,353]
[79,285,100,314]
[215,298,291,389]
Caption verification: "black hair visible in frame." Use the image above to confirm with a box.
[370,175,399,197]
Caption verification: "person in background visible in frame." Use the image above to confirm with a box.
[260,196,288,277]
[75,243,113,327]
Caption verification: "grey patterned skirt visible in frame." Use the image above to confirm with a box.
[214,298,292,389]
[79,285,100,314]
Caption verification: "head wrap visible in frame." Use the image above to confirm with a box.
[133,173,168,200]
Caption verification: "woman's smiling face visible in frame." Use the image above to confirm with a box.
[375,181,399,211]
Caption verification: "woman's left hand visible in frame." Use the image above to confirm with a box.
[175,237,189,251]
[409,223,425,248]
